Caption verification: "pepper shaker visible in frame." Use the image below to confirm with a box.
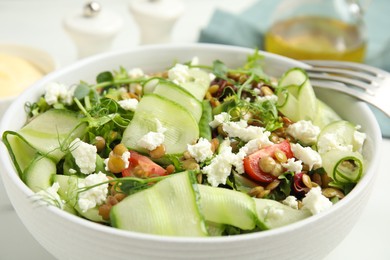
[129,0,184,45]
[63,1,124,58]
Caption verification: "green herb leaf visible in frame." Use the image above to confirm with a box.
[96,71,114,83]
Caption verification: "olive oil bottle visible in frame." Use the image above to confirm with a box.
[264,0,367,62]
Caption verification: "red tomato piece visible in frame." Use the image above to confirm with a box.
[243,140,293,183]
[122,151,167,178]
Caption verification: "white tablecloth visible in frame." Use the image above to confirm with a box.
[0,1,389,259]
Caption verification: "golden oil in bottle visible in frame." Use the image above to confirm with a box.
[264,16,366,62]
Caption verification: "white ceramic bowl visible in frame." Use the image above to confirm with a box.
[0,43,57,119]
[0,44,382,260]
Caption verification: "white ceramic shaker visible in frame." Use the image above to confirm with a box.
[129,0,184,44]
[63,1,124,58]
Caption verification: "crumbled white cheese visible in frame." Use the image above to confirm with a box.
[256,94,278,104]
[239,137,273,156]
[121,151,131,169]
[282,196,299,209]
[44,82,74,105]
[137,119,167,151]
[34,182,64,209]
[77,172,109,213]
[302,187,332,215]
[187,137,214,163]
[231,149,247,174]
[128,68,144,78]
[291,143,322,170]
[209,112,231,128]
[222,120,270,142]
[287,120,320,146]
[281,158,303,173]
[202,140,236,186]
[118,98,138,111]
[168,63,191,84]
[317,133,353,154]
[70,138,97,175]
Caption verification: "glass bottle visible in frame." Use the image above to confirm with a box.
[264,0,368,62]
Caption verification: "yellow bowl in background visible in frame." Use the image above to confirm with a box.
[0,43,58,118]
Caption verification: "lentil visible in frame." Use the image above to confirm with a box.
[149,144,166,159]
[274,149,287,163]
[322,188,345,199]
[258,156,276,173]
[107,154,126,173]
[94,136,106,152]
[302,173,313,188]
[265,179,281,191]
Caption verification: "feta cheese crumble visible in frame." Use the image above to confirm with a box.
[316,129,364,154]
[302,187,332,215]
[256,94,278,104]
[168,63,191,84]
[202,140,237,186]
[286,120,320,146]
[282,196,299,209]
[77,172,109,213]
[121,151,131,169]
[70,138,97,175]
[34,182,64,209]
[187,137,214,163]
[281,158,303,173]
[138,119,167,151]
[209,112,231,128]
[118,98,138,111]
[291,143,322,170]
[44,82,74,105]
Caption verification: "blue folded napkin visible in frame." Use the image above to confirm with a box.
[198,0,390,137]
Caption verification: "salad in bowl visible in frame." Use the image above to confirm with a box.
[0,44,381,259]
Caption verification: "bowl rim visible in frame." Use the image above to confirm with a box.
[0,43,383,243]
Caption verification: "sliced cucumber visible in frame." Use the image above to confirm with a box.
[312,99,341,129]
[321,150,364,184]
[197,184,257,230]
[143,77,160,94]
[54,174,107,222]
[276,68,317,122]
[317,120,357,154]
[153,80,202,122]
[179,68,211,101]
[2,131,37,177]
[276,89,300,122]
[110,171,208,236]
[18,109,86,162]
[24,155,56,192]
[317,120,365,184]
[122,94,199,154]
[254,198,311,230]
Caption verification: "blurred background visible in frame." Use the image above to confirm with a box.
[1,0,389,68]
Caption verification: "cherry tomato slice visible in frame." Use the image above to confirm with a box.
[122,151,167,178]
[243,140,293,183]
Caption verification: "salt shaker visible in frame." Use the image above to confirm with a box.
[129,0,184,45]
[63,1,124,58]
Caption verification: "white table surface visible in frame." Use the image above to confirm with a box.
[1,0,389,259]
